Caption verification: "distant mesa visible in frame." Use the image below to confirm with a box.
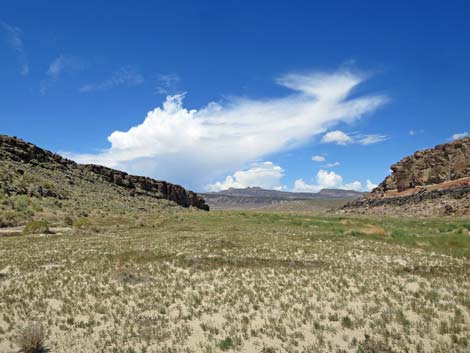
[340,137,470,216]
[200,186,364,210]
[317,188,364,198]
[0,135,209,211]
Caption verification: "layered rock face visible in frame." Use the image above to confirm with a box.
[83,164,208,210]
[0,135,209,211]
[373,137,470,194]
[340,137,470,217]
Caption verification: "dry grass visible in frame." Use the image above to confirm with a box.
[16,324,48,353]
[0,210,469,352]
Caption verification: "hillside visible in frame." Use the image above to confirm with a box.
[0,135,208,227]
[200,186,363,210]
[340,137,470,216]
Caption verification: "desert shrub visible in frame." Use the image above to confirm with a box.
[77,211,89,217]
[218,336,235,351]
[23,220,50,235]
[72,217,91,229]
[14,195,32,212]
[1,196,12,206]
[341,315,354,328]
[63,215,74,226]
[31,203,43,212]
[16,324,48,353]
[328,312,339,322]
[0,211,23,227]
[356,335,396,353]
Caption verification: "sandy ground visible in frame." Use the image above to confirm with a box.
[1,214,469,353]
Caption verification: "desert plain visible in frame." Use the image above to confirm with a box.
[1,209,469,353]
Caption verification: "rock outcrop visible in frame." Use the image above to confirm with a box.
[340,137,470,217]
[374,137,470,193]
[0,135,209,211]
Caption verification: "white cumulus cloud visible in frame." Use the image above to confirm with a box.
[293,179,321,193]
[316,169,344,189]
[66,69,387,189]
[207,161,284,191]
[294,170,377,192]
[321,130,353,145]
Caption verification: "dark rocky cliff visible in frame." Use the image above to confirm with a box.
[0,135,209,211]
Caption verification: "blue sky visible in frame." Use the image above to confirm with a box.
[1,0,469,192]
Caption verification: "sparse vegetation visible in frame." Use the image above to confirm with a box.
[1,211,469,352]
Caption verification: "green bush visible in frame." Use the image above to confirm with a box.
[23,220,51,235]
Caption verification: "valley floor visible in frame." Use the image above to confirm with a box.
[1,211,470,353]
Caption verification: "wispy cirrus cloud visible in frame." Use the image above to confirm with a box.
[40,55,84,95]
[358,134,388,145]
[80,66,144,93]
[321,130,387,145]
[65,69,388,189]
[323,161,340,168]
[155,73,180,95]
[0,21,29,75]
